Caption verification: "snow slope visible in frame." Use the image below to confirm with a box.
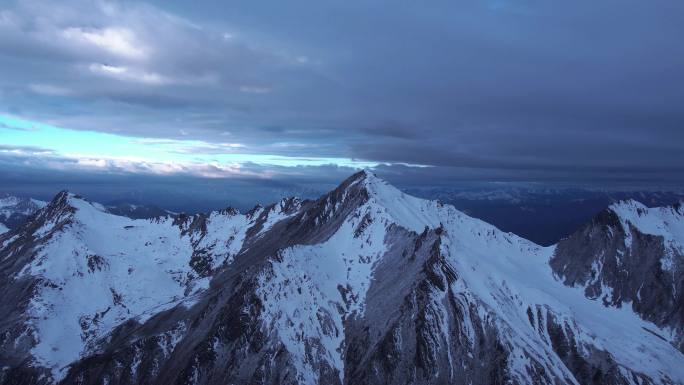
[404,183,684,383]
[256,172,684,384]
[3,193,292,381]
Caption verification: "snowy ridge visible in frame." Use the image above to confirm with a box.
[609,199,684,267]
[369,175,684,383]
[254,197,302,237]
[552,196,684,364]
[256,171,684,384]
[256,187,391,383]
[0,192,296,381]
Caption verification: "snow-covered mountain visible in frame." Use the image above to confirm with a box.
[1,171,683,385]
[552,199,684,352]
[0,195,172,234]
[0,195,46,234]
[407,186,684,246]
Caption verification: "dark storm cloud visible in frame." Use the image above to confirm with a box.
[0,0,683,187]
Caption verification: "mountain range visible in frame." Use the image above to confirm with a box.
[1,170,683,384]
[0,195,47,234]
[0,196,174,234]
[407,187,684,246]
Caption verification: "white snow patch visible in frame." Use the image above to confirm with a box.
[256,198,300,237]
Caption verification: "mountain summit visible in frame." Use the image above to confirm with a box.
[1,172,683,385]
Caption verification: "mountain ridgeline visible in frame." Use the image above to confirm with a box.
[1,171,683,385]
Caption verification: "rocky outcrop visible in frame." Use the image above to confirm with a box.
[552,200,684,352]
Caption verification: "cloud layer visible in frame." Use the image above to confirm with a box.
[1,0,683,190]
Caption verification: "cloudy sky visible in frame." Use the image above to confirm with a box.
[1,0,683,207]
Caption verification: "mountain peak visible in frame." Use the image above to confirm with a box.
[355,167,375,177]
[341,169,396,196]
[40,190,77,219]
[334,169,445,233]
[37,191,109,228]
[339,168,376,186]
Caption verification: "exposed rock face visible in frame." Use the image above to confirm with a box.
[1,172,684,385]
[552,200,684,352]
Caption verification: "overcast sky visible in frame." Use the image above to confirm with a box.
[1,0,683,206]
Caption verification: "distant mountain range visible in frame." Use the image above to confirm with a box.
[407,187,684,245]
[0,195,47,234]
[0,196,175,234]
[1,171,683,384]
